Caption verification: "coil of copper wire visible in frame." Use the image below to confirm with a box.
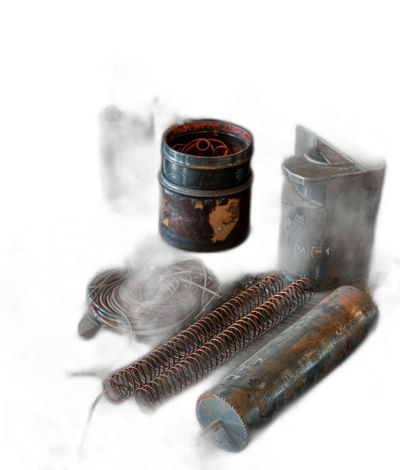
[103,274,283,403]
[173,137,232,157]
[82,259,218,338]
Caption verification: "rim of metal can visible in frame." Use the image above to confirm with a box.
[159,171,253,198]
[162,119,253,169]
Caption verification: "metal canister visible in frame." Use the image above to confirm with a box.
[159,175,252,252]
[159,120,253,252]
[279,126,385,290]
[196,286,377,452]
[162,120,253,190]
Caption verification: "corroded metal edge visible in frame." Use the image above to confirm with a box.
[159,171,253,198]
[162,119,253,169]
[162,149,253,170]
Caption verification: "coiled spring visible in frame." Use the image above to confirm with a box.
[173,138,232,157]
[85,259,217,337]
[105,274,283,403]
[137,278,315,409]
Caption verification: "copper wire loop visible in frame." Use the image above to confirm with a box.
[105,274,284,403]
[173,138,232,157]
[136,278,315,409]
[86,259,217,337]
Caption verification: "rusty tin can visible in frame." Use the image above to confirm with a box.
[159,174,253,252]
[162,121,254,191]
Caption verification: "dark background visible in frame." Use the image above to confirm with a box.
[2,44,400,468]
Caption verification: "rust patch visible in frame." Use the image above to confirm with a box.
[296,376,307,388]
[224,387,257,418]
[290,325,327,352]
[209,198,240,242]
[283,375,307,402]
[291,290,367,353]
[159,183,251,251]
[197,392,216,404]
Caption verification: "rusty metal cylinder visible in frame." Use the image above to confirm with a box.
[196,286,377,452]
[159,174,252,252]
[159,120,253,252]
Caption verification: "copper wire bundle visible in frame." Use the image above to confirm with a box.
[86,259,218,337]
[104,274,283,403]
[173,138,232,157]
[136,278,315,409]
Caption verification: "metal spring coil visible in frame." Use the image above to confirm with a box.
[105,274,283,403]
[136,278,315,409]
[173,138,232,157]
[86,259,218,336]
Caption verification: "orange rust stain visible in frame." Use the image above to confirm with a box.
[291,330,325,352]
[284,388,296,402]
[226,386,255,416]
[161,198,170,227]
[198,393,216,402]
[209,198,240,243]
[291,314,354,352]
[284,375,307,402]
[295,376,307,388]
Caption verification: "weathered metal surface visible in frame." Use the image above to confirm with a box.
[197,286,377,452]
[279,126,385,290]
[159,173,252,251]
[162,120,253,190]
[99,106,157,216]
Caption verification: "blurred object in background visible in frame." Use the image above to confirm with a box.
[99,104,155,213]
[152,100,186,156]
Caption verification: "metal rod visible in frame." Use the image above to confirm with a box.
[197,286,377,452]
[191,419,225,447]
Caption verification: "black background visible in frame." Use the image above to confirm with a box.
[2,39,400,468]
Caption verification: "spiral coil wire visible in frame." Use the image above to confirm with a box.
[86,259,217,337]
[136,278,315,409]
[173,138,232,157]
[105,274,283,403]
